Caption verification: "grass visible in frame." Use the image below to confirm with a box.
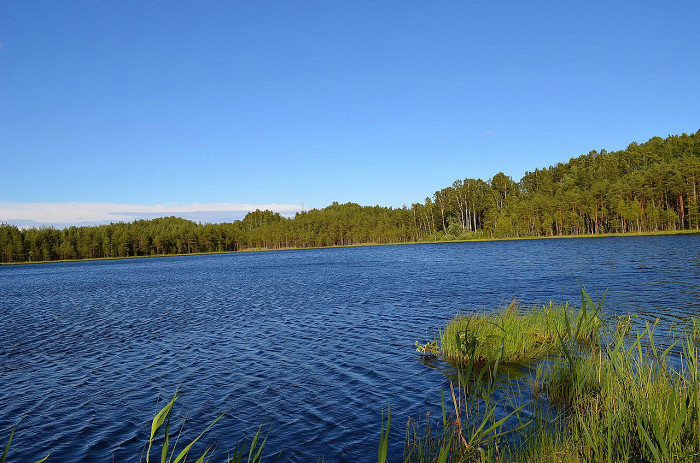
[402,356,531,463]
[439,290,603,368]
[690,316,700,341]
[1,391,267,463]
[407,284,700,462]
[530,321,700,462]
[405,292,700,463]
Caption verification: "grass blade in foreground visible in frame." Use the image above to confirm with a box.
[378,405,390,463]
[1,429,49,463]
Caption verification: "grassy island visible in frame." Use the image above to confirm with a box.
[438,297,602,367]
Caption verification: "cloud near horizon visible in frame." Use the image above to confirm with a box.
[0,201,303,228]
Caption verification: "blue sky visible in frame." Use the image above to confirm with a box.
[1,1,699,226]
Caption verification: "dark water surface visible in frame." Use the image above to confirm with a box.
[1,236,699,462]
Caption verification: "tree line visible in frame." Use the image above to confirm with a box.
[1,130,699,263]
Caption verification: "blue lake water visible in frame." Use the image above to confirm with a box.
[1,235,699,462]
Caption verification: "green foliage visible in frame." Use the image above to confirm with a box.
[533,322,700,462]
[378,405,390,463]
[0,430,11,463]
[440,295,602,368]
[400,294,700,462]
[1,392,266,463]
[690,316,700,341]
[141,391,266,463]
[2,130,700,264]
[404,343,530,462]
[226,427,267,463]
[614,313,637,336]
[143,390,227,463]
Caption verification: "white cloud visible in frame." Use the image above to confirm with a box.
[0,201,303,228]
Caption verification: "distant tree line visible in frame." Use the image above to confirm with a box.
[415,131,700,239]
[1,131,699,263]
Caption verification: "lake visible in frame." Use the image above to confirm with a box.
[1,235,699,462]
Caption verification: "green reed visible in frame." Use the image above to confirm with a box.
[142,390,267,463]
[690,316,700,341]
[1,391,267,463]
[1,430,45,463]
[440,289,603,368]
[532,320,700,462]
[399,291,700,462]
[402,354,530,463]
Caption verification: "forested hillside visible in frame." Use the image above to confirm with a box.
[2,131,699,263]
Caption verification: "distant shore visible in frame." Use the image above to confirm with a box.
[2,228,698,266]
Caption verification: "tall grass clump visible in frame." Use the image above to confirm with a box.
[535,319,700,462]
[440,289,603,368]
[404,289,700,462]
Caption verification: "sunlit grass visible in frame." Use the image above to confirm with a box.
[440,290,603,368]
[530,320,700,462]
[404,291,700,462]
[402,355,530,463]
[690,316,700,341]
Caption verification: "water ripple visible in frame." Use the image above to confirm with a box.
[0,235,698,461]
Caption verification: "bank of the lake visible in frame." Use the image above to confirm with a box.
[2,227,699,266]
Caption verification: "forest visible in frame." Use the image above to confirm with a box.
[1,130,699,263]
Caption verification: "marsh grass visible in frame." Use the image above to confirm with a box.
[440,289,603,368]
[1,391,267,463]
[532,320,700,462]
[403,292,700,462]
[690,316,700,342]
[141,390,267,463]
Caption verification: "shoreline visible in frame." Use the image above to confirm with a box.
[2,228,698,266]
